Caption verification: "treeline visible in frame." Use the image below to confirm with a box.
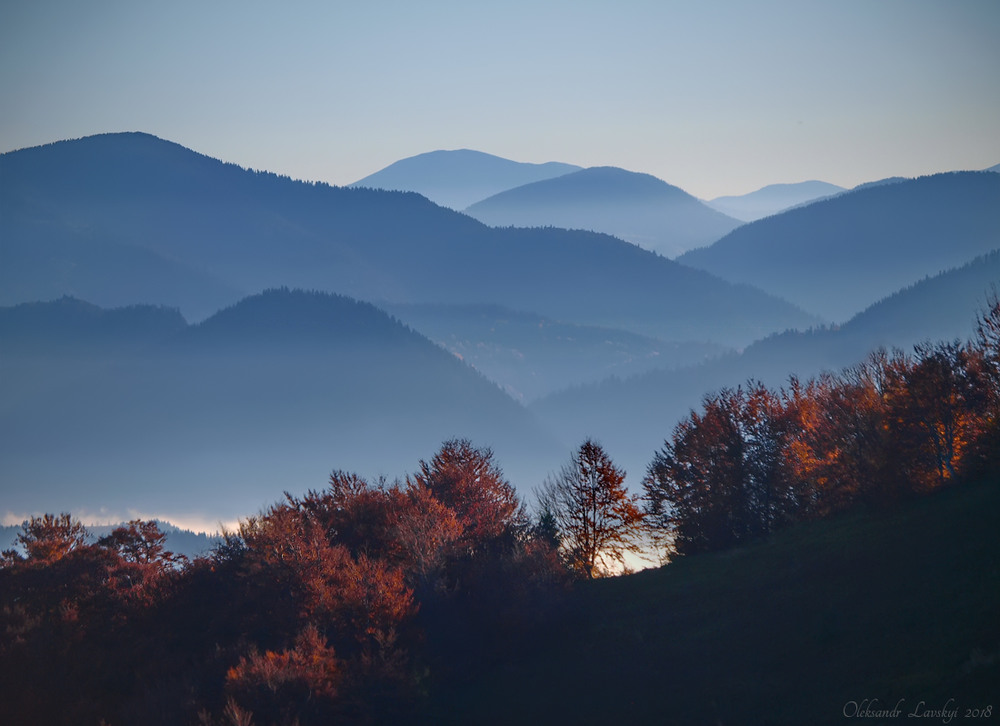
[0,440,568,725]
[643,297,1000,556]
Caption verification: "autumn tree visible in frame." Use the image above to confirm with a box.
[890,342,983,488]
[740,382,798,533]
[0,514,187,724]
[3,513,89,564]
[540,439,644,578]
[411,438,526,550]
[644,383,798,556]
[225,623,342,724]
[386,482,463,593]
[293,470,398,559]
[976,288,1000,379]
[224,500,417,721]
[97,519,186,609]
[781,361,892,518]
[971,291,1000,470]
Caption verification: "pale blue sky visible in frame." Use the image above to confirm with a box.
[2,0,998,198]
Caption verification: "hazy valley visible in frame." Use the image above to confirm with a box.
[2,132,999,525]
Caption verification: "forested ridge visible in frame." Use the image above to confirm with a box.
[644,340,998,556]
[2,300,998,725]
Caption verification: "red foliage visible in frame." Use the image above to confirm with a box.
[227,623,342,699]
[646,334,999,555]
[385,482,464,591]
[10,513,88,563]
[411,438,526,548]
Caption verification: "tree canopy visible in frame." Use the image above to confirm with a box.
[541,439,645,578]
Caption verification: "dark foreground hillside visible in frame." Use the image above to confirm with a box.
[428,477,1000,726]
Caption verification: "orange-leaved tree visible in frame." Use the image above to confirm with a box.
[411,438,526,550]
[540,439,643,578]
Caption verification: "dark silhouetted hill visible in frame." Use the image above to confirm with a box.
[464,166,741,258]
[0,133,814,346]
[0,289,563,521]
[0,296,187,351]
[427,477,1000,725]
[705,180,845,222]
[349,149,580,210]
[384,303,727,402]
[677,172,1000,321]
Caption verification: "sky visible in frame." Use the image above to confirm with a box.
[2,0,999,200]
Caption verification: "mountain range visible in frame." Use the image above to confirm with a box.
[349,149,581,210]
[0,132,814,346]
[531,249,1000,485]
[0,289,563,520]
[4,132,997,524]
[678,171,1000,322]
[463,166,742,258]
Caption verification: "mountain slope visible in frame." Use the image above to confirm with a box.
[677,172,1000,322]
[0,290,563,521]
[0,296,187,350]
[705,180,845,222]
[384,303,727,402]
[0,133,815,346]
[837,248,1000,347]
[531,254,1000,487]
[464,166,741,258]
[349,149,581,210]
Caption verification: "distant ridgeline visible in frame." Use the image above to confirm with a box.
[0,288,561,520]
[463,165,742,258]
[678,171,1000,322]
[348,148,582,210]
[0,132,813,345]
[530,249,1000,484]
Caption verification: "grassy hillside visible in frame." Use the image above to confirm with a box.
[427,477,1000,725]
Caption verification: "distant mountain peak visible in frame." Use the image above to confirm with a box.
[706,180,846,222]
[6,131,195,158]
[349,149,580,210]
[464,166,741,257]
